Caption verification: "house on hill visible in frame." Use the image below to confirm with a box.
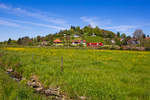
[73,34,80,38]
[72,40,86,46]
[41,41,48,46]
[127,38,140,45]
[53,39,63,46]
[91,33,96,37]
[145,37,150,40]
[111,39,115,44]
[72,40,80,45]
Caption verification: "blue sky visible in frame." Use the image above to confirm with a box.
[0,0,150,41]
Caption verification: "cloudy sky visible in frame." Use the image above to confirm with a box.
[0,0,150,41]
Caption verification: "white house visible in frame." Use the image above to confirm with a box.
[73,34,80,38]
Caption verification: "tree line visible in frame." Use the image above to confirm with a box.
[0,25,150,49]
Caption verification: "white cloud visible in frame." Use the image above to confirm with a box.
[80,16,98,27]
[0,20,19,27]
[0,3,66,24]
[0,18,66,30]
[0,3,9,9]
[103,25,137,32]
[13,20,66,30]
[80,16,112,28]
[80,16,137,32]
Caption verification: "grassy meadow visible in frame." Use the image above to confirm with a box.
[0,69,49,100]
[0,47,150,100]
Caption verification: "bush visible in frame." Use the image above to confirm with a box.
[100,45,112,49]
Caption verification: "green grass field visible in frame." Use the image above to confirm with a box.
[0,47,150,100]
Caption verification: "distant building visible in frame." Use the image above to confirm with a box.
[80,40,86,45]
[72,40,86,46]
[41,41,48,46]
[127,38,140,45]
[91,33,96,37]
[119,38,124,41]
[73,34,80,38]
[53,39,62,43]
[145,37,150,40]
[111,40,115,44]
[72,40,80,45]
[53,39,63,46]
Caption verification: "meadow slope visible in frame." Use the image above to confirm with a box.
[0,47,150,100]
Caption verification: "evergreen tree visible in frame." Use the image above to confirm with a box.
[117,32,120,37]
[17,38,22,45]
[7,38,12,45]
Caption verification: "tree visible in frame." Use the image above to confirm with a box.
[117,32,120,37]
[83,25,93,36]
[126,36,131,39]
[133,29,145,47]
[71,26,76,30]
[75,26,80,32]
[143,34,146,38]
[133,29,144,39]
[17,38,22,45]
[107,31,115,38]
[121,33,126,38]
[121,37,129,46]
[147,35,149,37]
[7,38,12,45]
[115,38,121,46]
[21,36,32,45]
[144,39,150,50]
[37,36,41,42]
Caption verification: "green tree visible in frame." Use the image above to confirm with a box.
[143,34,146,38]
[121,33,126,38]
[17,38,22,45]
[117,32,120,37]
[71,25,76,30]
[7,38,12,45]
[37,36,41,42]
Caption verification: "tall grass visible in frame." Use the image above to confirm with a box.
[0,47,150,100]
[0,68,49,100]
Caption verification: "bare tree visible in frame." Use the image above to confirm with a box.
[133,29,144,40]
[133,29,144,47]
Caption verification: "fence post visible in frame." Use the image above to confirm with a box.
[61,56,63,72]
[32,54,34,63]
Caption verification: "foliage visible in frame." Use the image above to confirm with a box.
[117,32,121,37]
[1,27,150,50]
[143,39,150,50]
[1,25,116,46]
[121,33,126,38]
[84,36,104,43]
[7,38,12,45]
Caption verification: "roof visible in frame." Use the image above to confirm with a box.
[72,40,86,43]
[72,40,81,43]
[83,40,86,42]
[73,34,80,37]
[41,41,48,45]
[128,38,137,41]
[53,39,62,43]
[145,37,150,40]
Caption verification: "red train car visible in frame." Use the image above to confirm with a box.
[87,43,103,47]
